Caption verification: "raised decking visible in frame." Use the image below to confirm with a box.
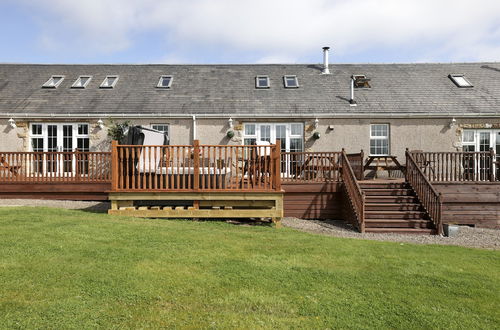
[1,146,499,231]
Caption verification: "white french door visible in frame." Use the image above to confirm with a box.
[462,129,500,180]
[30,123,90,175]
[243,123,304,175]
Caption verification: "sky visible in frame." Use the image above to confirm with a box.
[0,0,499,64]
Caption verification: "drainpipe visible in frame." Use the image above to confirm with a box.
[192,115,197,142]
[350,76,357,106]
[322,47,330,75]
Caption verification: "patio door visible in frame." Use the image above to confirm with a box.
[30,123,90,176]
[242,123,304,176]
[462,129,499,180]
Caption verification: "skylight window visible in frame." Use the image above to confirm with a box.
[255,76,270,88]
[353,75,371,88]
[100,75,119,88]
[284,75,299,88]
[157,76,173,88]
[71,76,92,88]
[449,74,473,88]
[42,76,64,88]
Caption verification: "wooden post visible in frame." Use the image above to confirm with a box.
[193,139,200,191]
[274,140,281,191]
[111,140,118,191]
[359,149,364,180]
[489,148,495,182]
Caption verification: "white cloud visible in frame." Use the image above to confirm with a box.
[17,0,500,62]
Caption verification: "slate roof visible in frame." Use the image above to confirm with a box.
[0,63,499,117]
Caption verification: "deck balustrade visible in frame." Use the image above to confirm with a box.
[411,150,499,182]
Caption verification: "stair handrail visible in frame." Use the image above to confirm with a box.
[405,149,443,235]
[341,150,366,232]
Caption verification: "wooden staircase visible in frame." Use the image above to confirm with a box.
[359,181,436,234]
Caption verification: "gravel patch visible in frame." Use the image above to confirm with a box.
[283,217,500,250]
[0,199,110,213]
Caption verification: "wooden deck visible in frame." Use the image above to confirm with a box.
[0,146,498,231]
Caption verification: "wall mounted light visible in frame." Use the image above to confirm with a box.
[228,117,233,129]
[8,118,16,128]
[449,117,456,128]
[328,124,335,131]
[97,119,104,129]
[314,118,319,129]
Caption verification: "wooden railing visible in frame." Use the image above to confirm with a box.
[280,151,342,183]
[111,140,281,192]
[0,151,111,183]
[406,150,443,235]
[346,150,365,180]
[411,150,498,182]
[341,150,365,232]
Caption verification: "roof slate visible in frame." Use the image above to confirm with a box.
[0,63,499,117]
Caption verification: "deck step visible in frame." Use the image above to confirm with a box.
[364,219,432,228]
[365,203,422,211]
[365,211,427,219]
[359,183,407,189]
[365,196,419,203]
[363,189,413,196]
[365,227,436,234]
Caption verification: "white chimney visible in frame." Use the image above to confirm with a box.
[322,47,330,74]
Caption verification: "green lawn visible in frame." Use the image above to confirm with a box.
[0,207,498,329]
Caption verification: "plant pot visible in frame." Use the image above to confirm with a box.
[443,224,460,237]
[312,132,321,140]
[226,130,235,138]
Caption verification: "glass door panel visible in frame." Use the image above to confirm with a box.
[46,125,58,173]
[62,125,74,173]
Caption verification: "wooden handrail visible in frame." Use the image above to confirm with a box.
[409,150,498,182]
[110,142,281,192]
[280,151,342,183]
[406,150,443,235]
[341,150,365,232]
[0,150,111,183]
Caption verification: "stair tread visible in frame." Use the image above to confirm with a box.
[365,219,431,222]
[366,210,426,214]
[365,228,435,233]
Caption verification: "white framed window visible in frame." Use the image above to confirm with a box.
[71,76,92,88]
[242,123,303,152]
[370,124,390,155]
[42,75,65,88]
[157,76,173,88]
[100,75,119,88]
[449,74,473,88]
[283,75,299,88]
[151,124,169,135]
[255,76,270,88]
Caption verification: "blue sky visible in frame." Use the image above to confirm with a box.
[1,0,499,64]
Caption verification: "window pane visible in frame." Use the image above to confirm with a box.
[152,124,169,134]
[371,124,388,137]
[244,138,256,145]
[290,138,303,152]
[260,125,271,142]
[462,130,475,143]
[32,124,42,135]
[370,139,389,155]
[245,124,256,135]
[285,76,298,87]
[161,77,171,87]
[291,123,302,136]
[31,138,43,152]
[77,138,90,151]
[78,124,89,135]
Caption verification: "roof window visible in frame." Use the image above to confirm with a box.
[353,75,371,88]
[284,75,299,88]
[157,76,173,88]
[100,75,119,88]
[42,75,64,88]
[449,74,473,88]
[71,76,92,88]
[256,76,270,88]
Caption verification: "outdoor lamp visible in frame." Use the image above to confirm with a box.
[8,118,16,128]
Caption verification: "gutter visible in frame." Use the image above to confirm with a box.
[1,112,500,120]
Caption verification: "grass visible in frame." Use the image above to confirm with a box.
[0,207,498,329]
